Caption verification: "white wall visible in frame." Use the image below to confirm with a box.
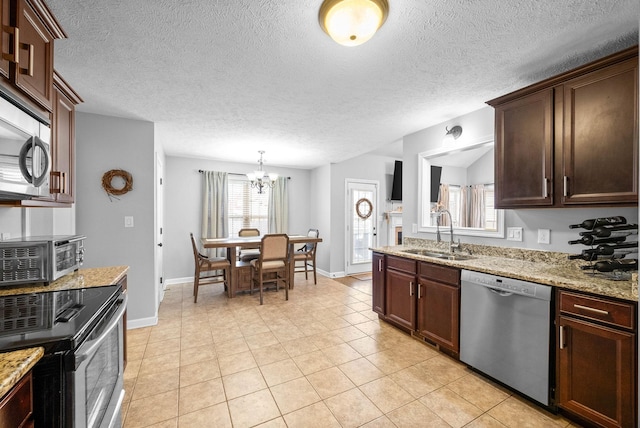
[310,164,332,274]
[75,112,157,327]
[327,153,401,275]
[403,106,639,253]
[163,155,312,281]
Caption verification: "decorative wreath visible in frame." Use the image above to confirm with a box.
[102,169,133,196]
[355,198,373,220]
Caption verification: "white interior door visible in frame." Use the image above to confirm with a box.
[155,153,165,308]
[345,180,378,275]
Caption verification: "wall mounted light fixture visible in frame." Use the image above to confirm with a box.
[444,125,463,142]
[318,0,389,47]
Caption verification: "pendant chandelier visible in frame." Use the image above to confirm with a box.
[318,0,389,47]
[246,151,278,194]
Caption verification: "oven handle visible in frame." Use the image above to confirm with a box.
[76,294,127,365]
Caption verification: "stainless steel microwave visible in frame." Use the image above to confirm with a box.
[0,96,51,200]
[0,235,86,286]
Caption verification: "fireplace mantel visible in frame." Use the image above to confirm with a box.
[386,211,403,245]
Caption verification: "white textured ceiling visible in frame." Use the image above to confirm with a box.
[46,0,638,169]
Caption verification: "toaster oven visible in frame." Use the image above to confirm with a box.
[0,235,85,286]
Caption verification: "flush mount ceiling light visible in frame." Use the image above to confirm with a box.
[444,125,463,142]
[318,0,389,47]
[246,151,278,194]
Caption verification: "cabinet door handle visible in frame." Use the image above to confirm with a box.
[543,177,548,198]
[378,259,382,271]
[563,176,569,197]
[20,43,34,77]
[61,172,66,194]
[2,27,19,63]
[559,325,565,349]
[573,304,609,316]
[417,283,421,299]
[409,282,413,297]
[49,171,61,193]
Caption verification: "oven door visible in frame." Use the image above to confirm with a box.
[71,293,127,428]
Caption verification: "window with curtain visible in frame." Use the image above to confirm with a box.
[433,184,496,229]
[227,177,269,237]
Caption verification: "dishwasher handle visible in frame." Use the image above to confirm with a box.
[488,287,513,297]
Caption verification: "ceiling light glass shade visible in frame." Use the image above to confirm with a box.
[319,0,389,47]
[247,151,277,194]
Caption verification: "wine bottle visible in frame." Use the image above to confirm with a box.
[569,216,627,230]
[569,252,627,261]
[579,223,638,238]
[568,242,638,261]
[568,235,629,245]
[581,259,638,272]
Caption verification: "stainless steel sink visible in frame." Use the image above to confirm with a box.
[400,248,475,261]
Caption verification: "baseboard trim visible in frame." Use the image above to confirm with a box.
[127,316,158,330]
[165,276,192,286]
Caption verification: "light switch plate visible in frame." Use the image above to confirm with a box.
[538,229,550,244]
[507,227,523,241]
[124,216,134,228]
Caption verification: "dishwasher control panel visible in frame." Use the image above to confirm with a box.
[461,270,552,300]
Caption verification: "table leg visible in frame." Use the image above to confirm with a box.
[226,246,239,298]
[289,243,295,289]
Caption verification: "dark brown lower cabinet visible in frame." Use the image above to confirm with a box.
[557,290,637,428]
[0,371,34,428]
[372,252,385,315]
[416,262,460,356]
[375,254,461,357]
[385,262,416,332]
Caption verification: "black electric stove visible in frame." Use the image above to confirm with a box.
[0,284,122,354]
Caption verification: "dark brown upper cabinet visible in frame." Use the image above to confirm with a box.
[488,46,638,209]
[0,0,66,113]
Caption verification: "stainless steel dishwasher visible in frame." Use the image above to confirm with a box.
[460,270,553,406]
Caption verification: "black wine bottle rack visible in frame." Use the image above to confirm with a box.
[568,216,638,280]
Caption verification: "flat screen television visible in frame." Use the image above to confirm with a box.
[430,166,442,203]
[390,161,402,201]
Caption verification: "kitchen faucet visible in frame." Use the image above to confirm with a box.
[435,208,461,253]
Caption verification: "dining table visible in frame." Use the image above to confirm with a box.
[201,234,322,297]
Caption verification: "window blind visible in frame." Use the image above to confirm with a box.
[228,177,269,236]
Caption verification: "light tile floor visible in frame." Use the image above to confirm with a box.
[122,274,580,428]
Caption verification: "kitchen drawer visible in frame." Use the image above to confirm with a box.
[0,372,33,428]
[386,255,416,274]
[418,262,460,286]
[559,290,636,330]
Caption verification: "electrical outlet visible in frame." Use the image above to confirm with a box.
[538,229,550,244]
[412,224,418,233]
[124,216,134,228]
[507,227,523,242]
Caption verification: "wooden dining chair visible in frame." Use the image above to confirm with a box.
[250,234,290,305]
[238,228,261,262]
[293,229,319,284]
[190,233,231,302]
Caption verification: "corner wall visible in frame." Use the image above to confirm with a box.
[75,112,156,327]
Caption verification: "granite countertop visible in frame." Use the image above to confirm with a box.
[0,266,129,297]
[0,347,44,398]
[374,244,638,302]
